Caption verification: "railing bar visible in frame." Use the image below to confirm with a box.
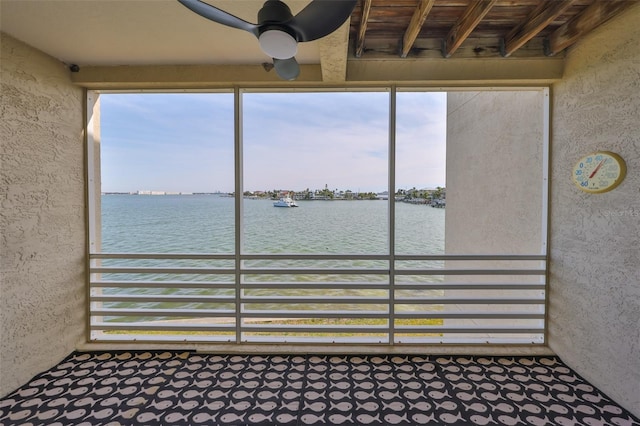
[398,340,546,345]
[90,295,235,303]
[91,282,544,290]
[90,296,544,304]
[91,324,235,332]
[90,311,544,319]
[242,311,388,318]
[90,253,545,261]
[242,338,395,344]
[395,327,545,334]
[244,269,544,275]
[92,335,237,343]
[89,281,544,290]
[241,297,388,304]
[395,298,545,304]
[241,282,390,289]
[395,269,546,276]
[241,325,389,333]
[91,309,236,316]
[395,313,546,319]
[92,267,236,274]
[93,334,543,344]
[91,281,236,288]
[91,267,544,276]
[395,255,546,261]
[92,310,390,319]
[395,284,546,290]
[396,284,545,290]
[241,254,389,260]
[90,253,235,260]
[89,311,544,319]
[242,269,388,275]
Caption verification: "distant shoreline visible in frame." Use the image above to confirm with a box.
[102,192,223,196]
[101,192,445,206]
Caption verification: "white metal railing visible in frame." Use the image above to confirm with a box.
[89,253,547,344]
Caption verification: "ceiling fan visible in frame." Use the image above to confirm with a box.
[178,0,357,80]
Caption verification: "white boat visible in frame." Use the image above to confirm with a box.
[273,197,298,207]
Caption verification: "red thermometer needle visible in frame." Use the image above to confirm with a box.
[589,159,607,179]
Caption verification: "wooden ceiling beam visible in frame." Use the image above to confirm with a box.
[400,0,437,58]
[501,0,577,58]
[442,0,498,58]
[354,0,373,58]
[545,0,635,56]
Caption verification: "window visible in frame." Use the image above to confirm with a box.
[97,93,235,254]
[87,88,548,345]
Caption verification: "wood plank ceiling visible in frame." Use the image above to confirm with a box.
[349,0,634,60]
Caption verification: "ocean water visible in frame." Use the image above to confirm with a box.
[101,194,445,256]
[98,195,446,314]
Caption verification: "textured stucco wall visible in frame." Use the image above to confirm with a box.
[549,4,640,416]
[444,91,546,341]
[0,33,86,397]
[446,90,545,255]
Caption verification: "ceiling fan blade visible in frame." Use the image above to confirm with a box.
[286,0,357,42]
[273,57,300,81]
[178,0,259,36]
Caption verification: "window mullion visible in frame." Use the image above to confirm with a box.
[234,87,243,344]
[389,85,397,344]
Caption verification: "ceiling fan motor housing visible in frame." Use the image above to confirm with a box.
[258,0,293,27]
[257,0,298,59]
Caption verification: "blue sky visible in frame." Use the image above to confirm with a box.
[100,91,446,193]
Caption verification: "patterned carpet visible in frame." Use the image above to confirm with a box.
[1,351,638,425]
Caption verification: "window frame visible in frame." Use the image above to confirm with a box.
[86,86,550,346]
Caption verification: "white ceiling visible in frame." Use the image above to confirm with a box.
[0,0,322,66]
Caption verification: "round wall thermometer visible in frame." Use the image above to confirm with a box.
[572,151,627,193]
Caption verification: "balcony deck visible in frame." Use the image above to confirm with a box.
[1,351,638,425]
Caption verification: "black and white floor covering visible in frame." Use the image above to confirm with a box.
[1,351,638,425]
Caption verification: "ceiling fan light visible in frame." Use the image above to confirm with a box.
[258,29,297,59]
